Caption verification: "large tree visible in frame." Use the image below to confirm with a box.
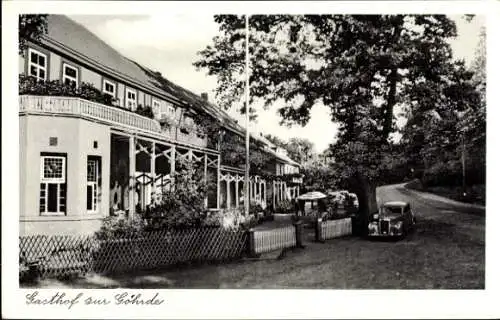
[196,15,469,234]
[400,22,484,189]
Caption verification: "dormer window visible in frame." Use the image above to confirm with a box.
[28,48,47,81]
[125,88,137,110]
[62,63,78,88]
[103,79,116,98]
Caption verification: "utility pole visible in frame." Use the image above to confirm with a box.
[244,14,250,217]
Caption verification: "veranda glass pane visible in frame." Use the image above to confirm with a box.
[87,185,93,210]
[47,183,58,212]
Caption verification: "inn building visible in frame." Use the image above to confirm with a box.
[19,15,302,235]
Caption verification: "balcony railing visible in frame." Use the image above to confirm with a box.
[19,95,208,148]
[20,95,161,133]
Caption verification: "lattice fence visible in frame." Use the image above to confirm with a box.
[19,228,248,281]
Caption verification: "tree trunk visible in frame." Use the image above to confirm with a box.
[349,173,379,236]
[383,67,398,140]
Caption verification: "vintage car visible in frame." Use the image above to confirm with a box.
[368,201,416,238]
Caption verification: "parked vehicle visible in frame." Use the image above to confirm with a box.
[367,201,416,239]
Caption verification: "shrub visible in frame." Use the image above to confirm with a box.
[143,160,210,230]
[275,200,295,213]
[135,104,155,119]
[95,215,147,240]
[249,201,264,216]
[200,208,258,230]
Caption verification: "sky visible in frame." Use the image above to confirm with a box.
[70,14,485,153]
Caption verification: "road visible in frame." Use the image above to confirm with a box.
[34,184,485,289]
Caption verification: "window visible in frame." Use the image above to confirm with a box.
[167,103,175,118]
[39,155,66,215]
[103,79,116,97]
[125,88,137,110]
[28,48,47,81]
[62,63,78,88]
[87,156,102,213]
[152,99,162,117]
[153,99,175,120]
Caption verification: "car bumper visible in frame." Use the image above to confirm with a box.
[368,224,403,237]
[368,231,403,237]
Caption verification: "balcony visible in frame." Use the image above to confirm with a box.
[19,95,208,149]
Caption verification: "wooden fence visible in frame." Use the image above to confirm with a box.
[249,224,301,255]
[19,228,247,281]
[316,218,352,242]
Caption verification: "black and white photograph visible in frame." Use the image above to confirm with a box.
[2,1,499,319]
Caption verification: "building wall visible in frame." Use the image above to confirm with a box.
[19,55,25,75]
[49,52,61,81]
[138,91,145,107]
[117,83,125,108]
[22,219,103,236]
[78,119,111,218]
[80,67,101,88]
[19,114,110,235]
[19,116,27,216]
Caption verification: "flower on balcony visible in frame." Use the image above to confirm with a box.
[180,116,197,134]
[158,115,176,127]
[19,74,116,106]
[135,104,155,119]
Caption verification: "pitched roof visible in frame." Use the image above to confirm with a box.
[42,15,298,166]
[44,15,171,97]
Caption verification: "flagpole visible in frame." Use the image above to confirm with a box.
[244,14,250,217]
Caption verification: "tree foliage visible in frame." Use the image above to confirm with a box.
[400,25,485,188]
[264,134,315,164]
[287,137,315,164]
[196,15,469,226]
[19,14,48,55]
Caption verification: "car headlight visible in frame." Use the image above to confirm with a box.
[373,214,379,219]
[394,221,403,229]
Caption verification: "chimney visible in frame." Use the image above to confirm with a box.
[201,92,208,101]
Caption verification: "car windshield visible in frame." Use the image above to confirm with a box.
[382,206,402,215]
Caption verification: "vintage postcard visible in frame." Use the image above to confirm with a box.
[2,1,499,319]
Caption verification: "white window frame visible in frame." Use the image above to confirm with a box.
[167,103,175,118]
[103,79,116,97]
[28,48,47,81]
[152,99,163,118]
[62,63,78,88]
[86,157,101,213]
[125,88,137,110]
[39,156,66,216]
